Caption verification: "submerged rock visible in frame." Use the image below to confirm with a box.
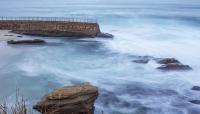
[157,63,192,71]
[156,58,180,64]
[191,86,200,91]
[189,100,200,105]
[4,34,14,36]
[7,39,45,44]
[97,32,114,38]
[132,59,149,64]
[33,83,98,114]
[17,35,23,38]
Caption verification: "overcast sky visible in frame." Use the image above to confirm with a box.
[1,0,199,5]
[50,0,200,4]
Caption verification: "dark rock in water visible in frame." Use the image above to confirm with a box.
[157,63,192,71]
[189,100,200,105]
[156,58,180,64]
[97,32,114,38]
[17,35,23,38]
[33,83,98,114]
[132,59,149,64]
[191,86,200,91]
[7,39,45,44]
[4,34,14,36]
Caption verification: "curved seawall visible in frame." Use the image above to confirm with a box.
[0,17,100,37]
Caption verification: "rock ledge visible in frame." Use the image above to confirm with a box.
[33,83,98,114]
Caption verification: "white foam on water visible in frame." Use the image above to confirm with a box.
[100,20,200,84]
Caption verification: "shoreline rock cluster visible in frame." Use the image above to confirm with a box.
[33,83,98,114]
[132,57,192,71]
[155,58,192,71]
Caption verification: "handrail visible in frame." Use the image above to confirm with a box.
[0,17,97,23]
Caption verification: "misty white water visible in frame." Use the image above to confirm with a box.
[0,1,200,114]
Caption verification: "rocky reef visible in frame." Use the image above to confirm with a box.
[155,58,192,71]
[132,57,192,71]
[7,39,45,44]
[157,63,192,71]
[33,83,98,114]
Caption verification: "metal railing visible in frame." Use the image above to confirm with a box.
[0,17,97,23]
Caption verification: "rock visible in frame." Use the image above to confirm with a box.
[17,35,23,38]
[7,39,45,44]
[157,63,192,71]
[97,32,114,38]
[132,59,149,64]
[33,83,98,114]
[191,86,200,91]
[190,100,200,105]
[156,58,180,64]
[4,34,14,36]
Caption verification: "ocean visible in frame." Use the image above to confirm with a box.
[0,1,200,114]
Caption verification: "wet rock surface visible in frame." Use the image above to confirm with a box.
[189,100,200,105]
[7,39,45,44]
[131,56,192,71]
[157,63,192,71]
[33,83,98,114]
[155,58,192,71]
[17,35,23,38]
[156,58,180,64]
[132,59,149,64]
[4,34,14,36]
[191,86,200,91]
[97,32,114,38]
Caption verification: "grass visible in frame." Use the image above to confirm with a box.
[0,89,32,114]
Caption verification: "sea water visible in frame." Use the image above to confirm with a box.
[0,1,200,114]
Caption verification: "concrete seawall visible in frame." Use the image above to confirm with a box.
[0,17,101,37]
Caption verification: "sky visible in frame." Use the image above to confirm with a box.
[86,0,199,4]
[1,0,200,4]
[37,0,200,4]
[0,0,199,6]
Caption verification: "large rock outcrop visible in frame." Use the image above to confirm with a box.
[33,83,98,114]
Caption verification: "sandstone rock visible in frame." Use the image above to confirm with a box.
[191,86,200,91]
[33,83,98,114]
[157,63,192,71]
[7,39,45,44]
[156,58,180,64]
[190,100,200,105]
